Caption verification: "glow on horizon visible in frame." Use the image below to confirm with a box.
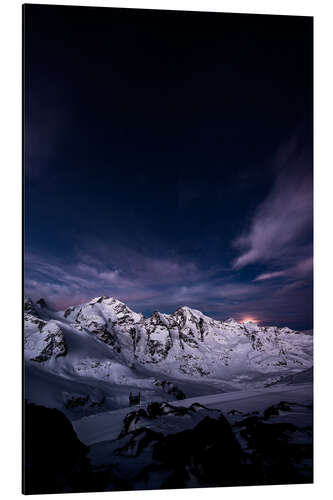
[242,317,259,324]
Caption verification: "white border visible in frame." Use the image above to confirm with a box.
[1,1,332,499]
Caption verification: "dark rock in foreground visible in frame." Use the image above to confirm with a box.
[87,400,313,491]
[23,402,91,494]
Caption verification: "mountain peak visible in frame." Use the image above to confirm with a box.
[224,317,239,325]
[88,296,125,306]
[88,296,110,304]
[174,305,198,315]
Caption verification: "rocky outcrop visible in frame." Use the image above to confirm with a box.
[24,312,67,362]
[24,296,39,316]
[113,402,243,488]
[153,379,185,400]
[117,401,221,438]
[31,323,67,362]
[23,402,91,494]
[90,399,312,490]
[62,388,105,409]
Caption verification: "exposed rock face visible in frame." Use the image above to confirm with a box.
[62,388,105,409]
[118,401,219,438]
[24,312,67,362]
[153,379,185,400]
[63,392,89,408]
[24,296,38,316]
[23,402,91,494]
[24,298,67,362]
[33,323,67,362]
[265,367,314,387]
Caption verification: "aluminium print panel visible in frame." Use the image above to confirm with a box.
[23,3,313,494]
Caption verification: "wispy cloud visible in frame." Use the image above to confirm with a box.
[232,140,312,272]
[233,172,312,269]
[253,256,313,283]
[254,271,286,281]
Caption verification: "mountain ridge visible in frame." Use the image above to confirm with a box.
[24,295,313,416]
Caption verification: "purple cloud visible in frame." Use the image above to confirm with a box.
[233,173,312,269]
[294,256,313,276]
[254,256,313,283]
[25,249,266,317]
[254,271,286,281]
[232,141,313,271]
[24,249,213,311]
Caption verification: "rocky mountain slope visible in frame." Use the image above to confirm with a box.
[24,295,313,416]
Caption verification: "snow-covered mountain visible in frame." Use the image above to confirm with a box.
[24,295,313,415]
[24,295,313,491]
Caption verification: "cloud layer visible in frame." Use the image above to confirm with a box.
[25,241,312,329]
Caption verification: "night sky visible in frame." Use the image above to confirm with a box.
[24,5,313,329]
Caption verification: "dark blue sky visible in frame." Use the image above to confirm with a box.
[24,5,313,329]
